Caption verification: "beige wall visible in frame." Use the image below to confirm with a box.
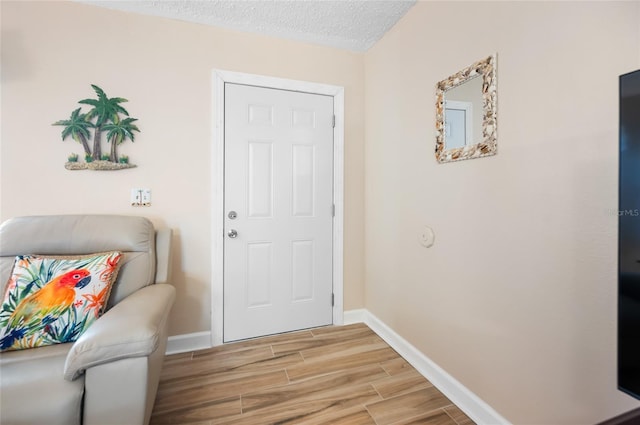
[364,1,640,423]
[0,1,365,336]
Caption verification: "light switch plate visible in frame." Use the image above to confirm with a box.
[131,188,151,207]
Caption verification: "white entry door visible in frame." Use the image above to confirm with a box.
[223,83,334,342]
[444,100,474,149]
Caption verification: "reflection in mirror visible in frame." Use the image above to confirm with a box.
[435,54,497,163]
[445,76,482,149]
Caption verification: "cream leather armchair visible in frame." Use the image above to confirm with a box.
[0,215,176,425]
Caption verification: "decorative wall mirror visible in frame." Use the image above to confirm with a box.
[435,54,497,163]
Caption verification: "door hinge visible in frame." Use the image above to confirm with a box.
[332,293,335,307]
[332,204,335,217]
[332,115,336,128]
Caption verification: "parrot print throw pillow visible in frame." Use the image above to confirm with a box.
[0,251,123,351]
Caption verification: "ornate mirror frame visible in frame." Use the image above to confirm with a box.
[435,54,497,163]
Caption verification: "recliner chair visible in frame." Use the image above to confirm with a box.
[0,215,175,425]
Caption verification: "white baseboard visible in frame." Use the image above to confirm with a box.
[166,331,212,355]
[344,309,510,425]
[343,308,367,324]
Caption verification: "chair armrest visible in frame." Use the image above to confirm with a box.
[155,228,173,285]
[63,283,175,381]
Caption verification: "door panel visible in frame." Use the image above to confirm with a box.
[292,144,315,216]
[247,141,273,218]
[246,242,272,308]
[224,83,334,342]
[292,240,314,302]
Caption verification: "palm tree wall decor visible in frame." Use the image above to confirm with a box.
[53,84,140,171]
[52,108,94,158]
[103,117,139,163]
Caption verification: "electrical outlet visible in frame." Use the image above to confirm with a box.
[131,188,151,207]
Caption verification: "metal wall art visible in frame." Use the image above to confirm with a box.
[53,84,140,170]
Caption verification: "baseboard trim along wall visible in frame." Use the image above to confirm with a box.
[165,310,509,424]
[166,331,212,355]
[344,308,510,425]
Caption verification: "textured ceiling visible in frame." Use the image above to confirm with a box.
[80,0,417,51]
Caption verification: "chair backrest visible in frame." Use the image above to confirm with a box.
[0,215,166,308]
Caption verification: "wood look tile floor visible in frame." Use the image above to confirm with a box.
[150,323,475,425]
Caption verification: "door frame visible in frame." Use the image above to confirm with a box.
[211,69,345,346]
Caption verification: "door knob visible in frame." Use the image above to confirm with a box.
[228,229,238,239]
